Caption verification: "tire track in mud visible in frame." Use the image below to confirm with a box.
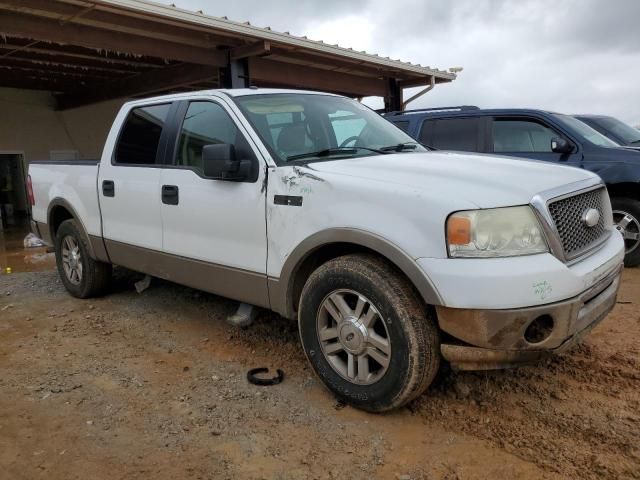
[411,339,640,479]
[2,269,639,479]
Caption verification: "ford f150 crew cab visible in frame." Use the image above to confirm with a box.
[29,89,625,412]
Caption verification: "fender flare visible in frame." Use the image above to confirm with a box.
[47,198,109,262]
[269,228,443,319]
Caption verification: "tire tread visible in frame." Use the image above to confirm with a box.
[299,253,440,412]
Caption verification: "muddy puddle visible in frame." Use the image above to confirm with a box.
[0,222,55,274]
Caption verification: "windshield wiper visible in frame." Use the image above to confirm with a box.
[287,146,386,162]
[631,140,640,145]
[380,142,437,152]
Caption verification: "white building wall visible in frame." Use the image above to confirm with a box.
[0,87,125,162]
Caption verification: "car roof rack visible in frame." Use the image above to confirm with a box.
[384,106,480,117]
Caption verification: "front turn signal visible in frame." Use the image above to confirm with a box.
[447,214,471,246]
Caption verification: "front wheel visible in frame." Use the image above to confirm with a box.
[298,254,440,412]
[55,219,112,298]
[612,197,640,267]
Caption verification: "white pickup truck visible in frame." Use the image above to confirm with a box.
[29,89,625,412]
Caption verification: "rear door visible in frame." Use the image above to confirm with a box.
[98,102,173,255]
[418,117,488,152]
[157,96,269,307]
[489,116,582,168]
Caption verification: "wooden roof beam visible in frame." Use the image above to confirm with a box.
[0,56,130,77]
[0,11,228,66]
[0,40,167,68]
[231,40,271,60]
[0,71,90,92]
[56,63,220,110]
[0,49,154,74]
[0,0,239,48]
[249,57,386,97]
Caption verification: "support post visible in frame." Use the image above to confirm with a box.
[224,56,250,89]
[384,78,403,113]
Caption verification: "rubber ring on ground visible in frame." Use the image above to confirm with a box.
[247,368,285,386]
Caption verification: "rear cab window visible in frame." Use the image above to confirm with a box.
[114,104,172,165]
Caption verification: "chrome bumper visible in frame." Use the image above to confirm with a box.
[437,264,623,371]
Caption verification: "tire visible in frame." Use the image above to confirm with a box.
[298,253,440,412]
[55,219,112,298]
[611,197,640,267]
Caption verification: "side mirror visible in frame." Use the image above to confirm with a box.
[202,144,252,182]
[551,137,574,154]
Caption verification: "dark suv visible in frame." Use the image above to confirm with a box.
[386,106,640,266]
[574,114,640,150]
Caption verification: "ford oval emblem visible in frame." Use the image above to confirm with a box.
[582,208,600,228]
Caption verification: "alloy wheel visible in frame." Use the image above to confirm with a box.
[613,209,640,255]
[61,235,83,285]
[316,289,391,385]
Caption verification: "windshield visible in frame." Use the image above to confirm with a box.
[555,114,620,148]
[593,116,640,145]
[233,93,425,164]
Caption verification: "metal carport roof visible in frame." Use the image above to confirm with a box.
[0,0,457,110]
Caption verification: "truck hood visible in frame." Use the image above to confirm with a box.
[306,151,597,209]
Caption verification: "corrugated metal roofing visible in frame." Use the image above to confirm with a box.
[101,0,456,81]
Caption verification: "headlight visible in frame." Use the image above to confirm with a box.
[447,206,549,258]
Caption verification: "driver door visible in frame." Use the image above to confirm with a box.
[159,98,269,307]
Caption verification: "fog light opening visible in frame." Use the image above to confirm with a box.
[524,315,554,344]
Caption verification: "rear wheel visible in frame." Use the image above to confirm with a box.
[298,253,440,412]
[612,197,640,267]
[55,219,112,298]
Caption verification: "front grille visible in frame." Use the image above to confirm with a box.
[548,188,609,260]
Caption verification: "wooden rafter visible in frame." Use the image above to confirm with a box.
[0,39,169,68]
[249,57,386,97]
[0,0,241,48]
[56,63,220,110]
[0,11,228,66]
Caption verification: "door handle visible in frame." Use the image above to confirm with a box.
[102,180,115,197]
[162,185,179,205]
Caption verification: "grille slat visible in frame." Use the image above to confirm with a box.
[548,188,608,260]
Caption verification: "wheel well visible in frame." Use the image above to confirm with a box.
[49,205,74,240]
[288,242,420,318]
[607,183,640,202]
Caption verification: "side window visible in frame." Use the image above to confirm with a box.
[420,118,481,152]
[391,120,410,134]
[175,101,241,173]
[492,119,558,153]
[329,110,367,145]
[115,104,171,165]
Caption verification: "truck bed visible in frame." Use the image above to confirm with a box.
[29,160,102,244]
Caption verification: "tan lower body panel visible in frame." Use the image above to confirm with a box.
[88,235,110,263]
[104,239,270,309]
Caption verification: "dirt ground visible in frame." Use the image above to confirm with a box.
[0,251,638,479]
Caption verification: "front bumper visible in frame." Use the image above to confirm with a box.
[437,264,623,370]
